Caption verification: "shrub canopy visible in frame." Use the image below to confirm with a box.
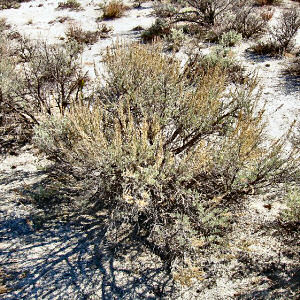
[34,43,298,261]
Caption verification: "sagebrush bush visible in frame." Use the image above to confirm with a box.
[154,2,177,19]
[269,9,300,54]
[34,42,298,262]
[260,7,274,21]
[154,0,266,41]
[250,40,280,56]
[174,0,235,26]
[133,0,148,8]
[0,17,10,31]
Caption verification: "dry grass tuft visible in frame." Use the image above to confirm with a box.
[101,0,128,20]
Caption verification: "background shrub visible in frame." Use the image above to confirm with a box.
[269,9,300,54]
[34,43,298,262]
[173,0,235,26]
[229,4,267,39]
[57,0,82,10]
[16,39,88,116]
[251,9,300,56]
[154,0,267,41]
[0,0,29,10]
[166,27,185,51]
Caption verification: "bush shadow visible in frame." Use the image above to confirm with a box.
[0,170,175,299]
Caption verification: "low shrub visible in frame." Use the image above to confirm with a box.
[250,40,280,56]
[218,30,242,47]
[155,0,266,40]
[269,9,300,54]
[0,0,29,10]
[34,43,298,262]
[101,0,128,20]
[0,17,11,31]
[166,27,185,51]
[133,0,148,9]
[186,48,245,83]
[283,57,300,77]
[141,19,171,43]
[280,187,300,227]
[57,0,82,10]
[65,24,111,45]
[172,0,236,26]
[154,2,177,19]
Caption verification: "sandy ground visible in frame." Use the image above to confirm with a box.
[0,0,299,299]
